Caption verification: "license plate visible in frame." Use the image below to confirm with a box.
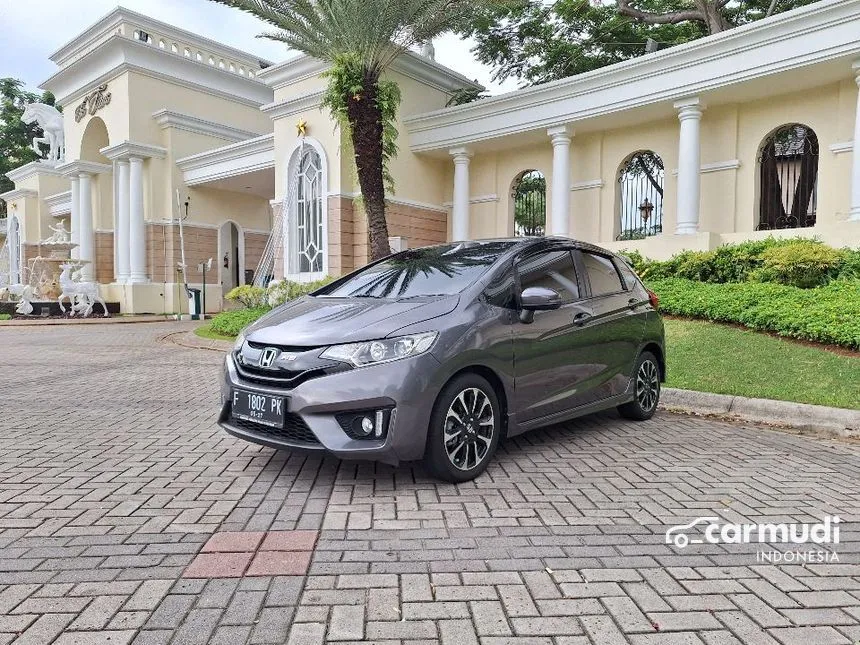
[231,389,286,428]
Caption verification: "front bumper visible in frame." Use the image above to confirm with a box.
[218,351,442,465]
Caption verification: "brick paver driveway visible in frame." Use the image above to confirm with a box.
[1,323,859,645]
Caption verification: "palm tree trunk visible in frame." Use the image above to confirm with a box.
[346,76,391,261]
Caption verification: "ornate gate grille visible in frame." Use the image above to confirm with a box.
[758,124,819,230]
[513,170,546,237]
[617,151,664,240]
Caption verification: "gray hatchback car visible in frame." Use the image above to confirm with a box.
[219,237,665,482]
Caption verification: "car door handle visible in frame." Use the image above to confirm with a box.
[573,312,592,326]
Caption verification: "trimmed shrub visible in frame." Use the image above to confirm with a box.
[210,306,270,337]
[225,285,267,308]
[648,277,860,348]
[0,313,10,321]
[267,277,333,307]
[749,240,843,288]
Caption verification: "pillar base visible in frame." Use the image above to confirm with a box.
[674,224,700,235]
[103,282,223,315]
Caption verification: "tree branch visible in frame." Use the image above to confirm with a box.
[765,0,779,17]
[616,0,704,25]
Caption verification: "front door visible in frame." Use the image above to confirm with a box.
[511,249,594,422]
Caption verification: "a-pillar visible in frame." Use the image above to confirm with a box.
[128,156,147,283]
[547,125,572,237]
[450,147,472,241]
[116,160,130,282]
[850,61,860,220]
[78,172,95,281]
[674,97,704,235]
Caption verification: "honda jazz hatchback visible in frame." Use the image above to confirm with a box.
[219,237,664,482]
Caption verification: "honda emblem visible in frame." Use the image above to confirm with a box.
[258,347,279,368]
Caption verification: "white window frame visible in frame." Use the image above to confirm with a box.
[284,136,328,283]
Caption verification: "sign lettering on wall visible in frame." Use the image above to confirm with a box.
[74,84,112,123]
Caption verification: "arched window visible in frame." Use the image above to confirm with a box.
[512,170,546,236]
[758,124,819,230]
[286,145,326,280]
[617,151,664,240]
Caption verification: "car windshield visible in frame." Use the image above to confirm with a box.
[317,241,516,299]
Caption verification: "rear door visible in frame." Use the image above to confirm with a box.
[511,248,594,422]
[574,250,647,398]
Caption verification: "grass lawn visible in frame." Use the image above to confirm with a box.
[664,318,860,410]
[194,323,235,342]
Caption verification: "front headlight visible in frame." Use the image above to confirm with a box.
[320,331,438,367]
[233,331,246,352]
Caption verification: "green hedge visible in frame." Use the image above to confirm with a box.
[210,306,270,337]
[625,238,860,288]
[648,278,860,349]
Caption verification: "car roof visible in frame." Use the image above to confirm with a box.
[453,236,617,256]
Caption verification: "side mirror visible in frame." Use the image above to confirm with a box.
[520,286,562,311]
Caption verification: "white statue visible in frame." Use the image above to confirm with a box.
[21,103,65,164]
[1,284,34,315]
[58,263,108,317]
[43,220,71,244]
[420,40,435,60]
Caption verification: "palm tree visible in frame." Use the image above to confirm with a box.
[213,0,485,261]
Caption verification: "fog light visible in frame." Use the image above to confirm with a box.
[337,409,393,440]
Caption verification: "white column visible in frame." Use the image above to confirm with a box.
[78,173,94,281]
[69,176,80,261]
[116,160,131,282]
[548,125,572,237]
[450,147,472,241]
[128,156,147,283]
[674,97,704,235]
[850,61,860,220]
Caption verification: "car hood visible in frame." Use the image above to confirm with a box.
[245,295,459,346]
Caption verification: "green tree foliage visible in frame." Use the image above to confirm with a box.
[0,78,58,216]
[212,0,490,261]
[464,0,821,87]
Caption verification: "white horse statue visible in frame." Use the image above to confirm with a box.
[21,103,65,164]
[58,263,108,317]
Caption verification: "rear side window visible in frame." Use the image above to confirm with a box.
[581,252,624,296]
[614,258,640,291]
[517,250,580,303]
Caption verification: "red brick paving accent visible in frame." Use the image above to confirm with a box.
[183,530,318,578]
[247,550,313,576]
[200,531,265,553]
[260,530,319,551]
[183,551,254,578]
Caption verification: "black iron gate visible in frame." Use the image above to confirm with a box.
[617,151,664,240]
[513,170,546,236]
[758,124,819,230]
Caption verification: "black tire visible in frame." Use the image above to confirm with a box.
[424,373,502,483]
[617,351,661,420]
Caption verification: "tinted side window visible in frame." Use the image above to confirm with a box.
[484,266,515,308]
[582,252,624,296]
[614,258,639,291]
[517,250,579,303]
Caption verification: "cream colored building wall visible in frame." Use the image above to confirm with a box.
[62,74,131,160]
[451,77,856,256]
[386,71,451,208]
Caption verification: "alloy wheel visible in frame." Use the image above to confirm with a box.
[636,359,660,412]
[444,387,495,471]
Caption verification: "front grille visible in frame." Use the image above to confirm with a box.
[232,415,321,446]
[247,341,322,353]
[233,353,347,389]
